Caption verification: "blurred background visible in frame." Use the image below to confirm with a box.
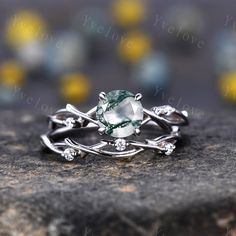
[0,0,236,117]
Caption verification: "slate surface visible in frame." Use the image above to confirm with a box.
[0,110,236,236]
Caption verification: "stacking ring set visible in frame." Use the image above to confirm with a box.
[41,90,189,161]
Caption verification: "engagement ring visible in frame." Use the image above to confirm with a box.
[41,90,189,161]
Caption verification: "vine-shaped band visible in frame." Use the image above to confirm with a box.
[41,90,189,161]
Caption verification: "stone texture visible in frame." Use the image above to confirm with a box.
[0,110,236,236]
[96,90,143,138]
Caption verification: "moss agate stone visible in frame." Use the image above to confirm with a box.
[96,90,143,138]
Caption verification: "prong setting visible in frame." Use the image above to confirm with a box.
[135,93,143,101]
[99,92,107,101]
[98,127,106,135]
[182,110,188,117]
[134,128,141,136]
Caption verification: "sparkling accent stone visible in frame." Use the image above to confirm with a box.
[114,139,127,151]
[61,148,77,161]
[152,105,175,116]
[96,90,144,138]
[164,143,176,155]
[64,117,76,128]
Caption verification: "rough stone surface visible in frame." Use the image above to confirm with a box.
[0,110,236,236]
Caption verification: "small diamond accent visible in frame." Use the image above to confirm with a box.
[164,143,176,155]
[64,117,76,128]
[61,148,77,161]
[114,138,127,151]
[152,105,175,116]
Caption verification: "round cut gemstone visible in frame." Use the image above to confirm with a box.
[96,90,144,138]
[114,138,127,151]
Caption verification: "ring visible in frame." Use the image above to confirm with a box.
[41,90,189,161]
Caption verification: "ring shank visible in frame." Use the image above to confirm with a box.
[41,104,188,159]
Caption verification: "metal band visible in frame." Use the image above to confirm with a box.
[41,103,188,161]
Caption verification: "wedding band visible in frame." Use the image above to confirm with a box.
[41,90,189,161]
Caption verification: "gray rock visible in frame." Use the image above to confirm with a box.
[0,110,236,236]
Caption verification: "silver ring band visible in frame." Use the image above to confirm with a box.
[41,90,189,161]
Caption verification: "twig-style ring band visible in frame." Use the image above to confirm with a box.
[41,90,189,161]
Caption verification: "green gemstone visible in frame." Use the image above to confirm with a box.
[96,90,144,138]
